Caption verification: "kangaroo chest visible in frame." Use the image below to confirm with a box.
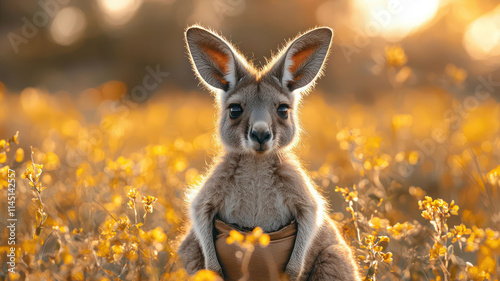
[217,168,294,233]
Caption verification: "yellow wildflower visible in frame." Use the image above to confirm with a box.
[142,195,158,213]
[15,148,24,162]
[192,269,221,281]
[486,165,500,185]
[430,242,446,260]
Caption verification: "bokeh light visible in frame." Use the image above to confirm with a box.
[351,0,441,40]
[97,0,143,27]
[463,4,500,61]
[49,7,87,46]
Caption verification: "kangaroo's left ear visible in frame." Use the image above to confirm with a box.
[269,27,333,92]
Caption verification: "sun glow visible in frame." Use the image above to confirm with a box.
[351,0,441,41]
[463,4,500,61]
[97,0,143,27]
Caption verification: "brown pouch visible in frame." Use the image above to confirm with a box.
[214,219,297,281]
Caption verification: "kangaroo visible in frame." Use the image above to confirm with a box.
[177,25,361,281]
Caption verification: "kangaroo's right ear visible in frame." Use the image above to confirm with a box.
[185,26,248,92]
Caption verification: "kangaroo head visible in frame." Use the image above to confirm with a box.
[185,26,333,155]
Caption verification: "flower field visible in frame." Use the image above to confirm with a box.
[0,45,499,281]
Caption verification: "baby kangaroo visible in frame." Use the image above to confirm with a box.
[178,26,361,281]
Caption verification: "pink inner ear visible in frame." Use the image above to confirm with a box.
[201,44,230,78]
[289,45,319,77]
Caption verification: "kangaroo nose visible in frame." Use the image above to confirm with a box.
[250,129,271,144]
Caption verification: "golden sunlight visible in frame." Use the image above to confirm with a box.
[97,0,143,27]
[351,0,441,40]
[2,2,500,280]
[463,4,500,61]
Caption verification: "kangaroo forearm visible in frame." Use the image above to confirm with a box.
[287,209,319,278]
[192,212,216,259]
[191,204,221,272]
[177,228,205,274]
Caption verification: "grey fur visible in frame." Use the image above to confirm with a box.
[178,26,361,281]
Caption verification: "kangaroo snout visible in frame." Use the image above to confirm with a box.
[250,129,271,144]
[249,121,272,151]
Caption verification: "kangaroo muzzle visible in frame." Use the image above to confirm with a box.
[249,121,272,152]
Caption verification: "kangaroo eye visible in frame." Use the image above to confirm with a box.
[277,104,290,119]
[229,104,243,119]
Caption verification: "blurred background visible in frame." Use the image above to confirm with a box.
[1,0,500,280]
[1,0,500,97]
